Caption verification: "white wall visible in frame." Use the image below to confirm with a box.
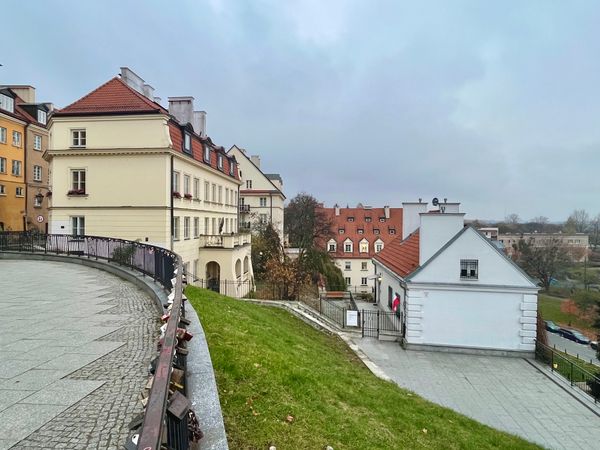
[334,257,374,292]
[404,287,536,351]
[402,202,427,238]
[418,213,465,264]
[410,227,535,287]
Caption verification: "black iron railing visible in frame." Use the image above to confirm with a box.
[0,232,197,449]
[535,341,600,403]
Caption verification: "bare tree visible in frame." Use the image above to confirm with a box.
[590,213,600,250]
[514,237,570,291]
[505,213,521,225]
[565,209,590,233]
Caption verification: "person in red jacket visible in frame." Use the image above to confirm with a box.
[392,294,400,312]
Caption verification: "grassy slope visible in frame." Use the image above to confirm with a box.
[188,286,538,450]
[538,294,594,331]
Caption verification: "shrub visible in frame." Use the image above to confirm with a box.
[111,242,137,265]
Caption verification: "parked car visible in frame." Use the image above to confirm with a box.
[591,341,598,351]
[544,320,561,333]
[559,328,591,345]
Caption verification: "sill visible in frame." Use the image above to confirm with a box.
[184,238,190,240]
[173,238,180,242]
[33,205,42,209]
[70,146,87,149]
[67,194,88,197]
[460,277,478,281]
[16,195,25,198]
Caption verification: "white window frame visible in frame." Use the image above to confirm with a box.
[71,216,85,237]
[0,127,6,144]
[33,165,42,182]
[345,277,351,286]
[0,184,5,195]
[71,169,86,193]
[218,154,223,170]
[344,261,351,271]
[460,259,479,280]
[12,160,22,176]
[204,181,210,201]
[184,217,191,239]
[229,160,235,176]
[0,93,14,112]
[204,144,211,162]
[184,175,191,195]
[34,195,42,207]
[184,133,192,153]
[172,171,180,193]
[12,131,22,147]
[194,217,200,238]
[359,240,369,253]
[0,157,6,173]
[37,109,47,125]
[172,217,180,240]
[33,135,42,151]
[375,242,383,253]
[246,180,252,189]
[327,239,336,252]
[361,261,368,271]
[218,186,222,204]
[259,197,267,207]
[361,277,368,286]
[344,240,353,253]
[71,129,86,148]
[194,178,200,199]
[15,186,24,197]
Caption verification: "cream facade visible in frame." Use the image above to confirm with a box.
[228,145,285,242]
[46,69,253,296]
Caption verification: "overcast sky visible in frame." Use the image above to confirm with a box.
[3,0,599,221]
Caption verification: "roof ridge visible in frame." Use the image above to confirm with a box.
[60,76,120,112]
[113,77,165,111]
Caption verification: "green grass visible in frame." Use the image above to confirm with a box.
[538,294,594,330]
[187,286,539,450]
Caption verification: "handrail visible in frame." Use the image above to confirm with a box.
[0,232,191,448]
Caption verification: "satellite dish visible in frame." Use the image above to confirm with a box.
[432,197,439,206]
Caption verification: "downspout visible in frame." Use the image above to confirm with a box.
[269,192,273,223]
[237,183,240,233]
[170,154,174,251]
[23,123,28,231]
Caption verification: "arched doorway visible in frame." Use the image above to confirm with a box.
[235,259,242,279]
[243,256,249,277]
[206,261,220,292]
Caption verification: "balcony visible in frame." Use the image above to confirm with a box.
[198,232,251,249]
[239,204,250,213]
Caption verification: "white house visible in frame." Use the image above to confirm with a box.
[373,200,539,355]
[227,145,285,243]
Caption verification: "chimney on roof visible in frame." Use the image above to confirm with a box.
[168,97,194,126]
[438,200,460,214]
[419,211,465,264]
[8,86,35,103]
[334,203,340,216]
[250,155,261,168]
[402,200,428,238]
[120,67,155,100]
[193,111,206,137]
[384,205,390,219]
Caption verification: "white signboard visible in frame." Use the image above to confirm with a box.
[346,310,359,327]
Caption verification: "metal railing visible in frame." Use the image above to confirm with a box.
[535,341,600,403]
[0,232,196,449]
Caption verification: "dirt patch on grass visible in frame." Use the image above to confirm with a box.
[559,299,597,338]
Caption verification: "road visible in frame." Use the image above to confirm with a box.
[547,331,599,365]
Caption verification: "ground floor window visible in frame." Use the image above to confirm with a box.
[71,216,85,237]
[361,277,368,286]
[345,277,351,286]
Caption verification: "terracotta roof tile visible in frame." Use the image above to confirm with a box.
[55,77,168,115]
[373,230,420,277]
[319,206,403,259]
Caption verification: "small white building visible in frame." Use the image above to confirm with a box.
[227,145,286,243]
[373,201,539,355]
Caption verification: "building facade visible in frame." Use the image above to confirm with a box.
[319,204,403,293]
[499,232,589,262]
[374,201,539,354]
[0,86,50,231]
[227,145,285,243]
[46,68,252,296]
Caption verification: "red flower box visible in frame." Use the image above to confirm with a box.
[173,192,182,199]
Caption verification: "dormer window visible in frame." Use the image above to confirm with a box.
[327,239,336,252]
[359,239,369,253]
[358,228,364,234]
[0,93,14,113]
[218,154,223,170]
[365,217,372,222]
[37,109,47,125]
[204,144,211,162]
[229,160,235,176]
[375,239,384,253]
[338,228,345,234]
[183,133,192,154]
[348,217,354,222]
[379,217,386,222]
[344,239,353,253]
[389,228,396,235]
[374,229,380,235]
[460,259,478,280]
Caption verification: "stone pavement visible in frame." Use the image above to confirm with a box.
[0,260,160,450]
[354,338,600,450]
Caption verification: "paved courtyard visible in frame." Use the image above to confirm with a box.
[354,338,600,450]
[0,260,160,450]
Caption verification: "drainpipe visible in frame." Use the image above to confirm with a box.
[237,184,240,233]
[170,154,174,251]
[23,123,28,231]
[269,192,273,223]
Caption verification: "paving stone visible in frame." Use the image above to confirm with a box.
[0,260,160,450]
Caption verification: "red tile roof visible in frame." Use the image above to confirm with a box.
[54,77,168,116]
[168,122,239,180]
[373,230,420,277]
[319,206,403,259]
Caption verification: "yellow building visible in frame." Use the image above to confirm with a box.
[47,68,253,295]
[0,88,26,231]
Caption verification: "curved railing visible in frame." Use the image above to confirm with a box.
[0,232,195,450]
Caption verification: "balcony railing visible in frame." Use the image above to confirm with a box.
[198,232,251,249]
[239,204,250,213]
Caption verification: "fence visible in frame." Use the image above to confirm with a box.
[0,232,196,449]
[361,310,403,339]
[535,341,600,403]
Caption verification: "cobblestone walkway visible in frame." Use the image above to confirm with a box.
[0,260,160,450]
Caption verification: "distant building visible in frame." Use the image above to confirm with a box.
[227,145,285,243]
[318,204,403,293]
[46,67,252,296]
[498,232,589,262]
[478,227,499,240]
[0,85,51,231]
[374,200,538,355]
